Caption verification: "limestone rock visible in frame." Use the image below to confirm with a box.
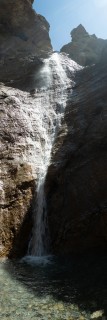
[0,81,55,257]
[0,84,37,257]
[60,24,107,66]
[0,0,52,87]
[46,56,107,254]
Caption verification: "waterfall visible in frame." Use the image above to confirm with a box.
[28,53,81,257]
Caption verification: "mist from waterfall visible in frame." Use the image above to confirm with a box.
[28,53,81,258]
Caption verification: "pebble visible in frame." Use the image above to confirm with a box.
[57,303,64,310]
[90,310,104,319]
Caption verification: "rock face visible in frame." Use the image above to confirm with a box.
[0,84,37,257]
[60,24,107,66]
[46,56,107,254]
[0,0,52,257]
[0,5,107,258]
[0,0,52,88]
[0,53,81,257]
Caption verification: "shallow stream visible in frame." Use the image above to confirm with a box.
[0,253,107,320]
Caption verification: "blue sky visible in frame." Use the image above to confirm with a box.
[33,0,107,51]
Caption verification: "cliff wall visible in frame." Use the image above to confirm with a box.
[60,24,107,66]
[0,5,107,257]
[46,54,107,254]
[0,0,52,257]
[0,0,52,87]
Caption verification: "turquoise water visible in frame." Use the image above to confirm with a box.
[0,253,107,320]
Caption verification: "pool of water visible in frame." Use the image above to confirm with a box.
[0,253,107,320]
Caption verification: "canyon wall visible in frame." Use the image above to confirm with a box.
[60,24,107,66]
[0,1,107,257]
[0,0,52,257]
[0,0,52,88]
[46,52,107,254]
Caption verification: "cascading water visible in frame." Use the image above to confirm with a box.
[28,53,81,258]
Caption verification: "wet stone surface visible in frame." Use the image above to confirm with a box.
[0,253,107,320]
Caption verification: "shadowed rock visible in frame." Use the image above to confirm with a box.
[60,24,107,66]
[46,53,107,254]
[0,0,52,87]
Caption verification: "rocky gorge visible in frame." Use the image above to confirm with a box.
[0,0,107,259]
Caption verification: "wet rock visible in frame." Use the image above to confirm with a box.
[60,24,107,66]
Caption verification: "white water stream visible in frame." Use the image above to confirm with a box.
[28,53,81,257]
